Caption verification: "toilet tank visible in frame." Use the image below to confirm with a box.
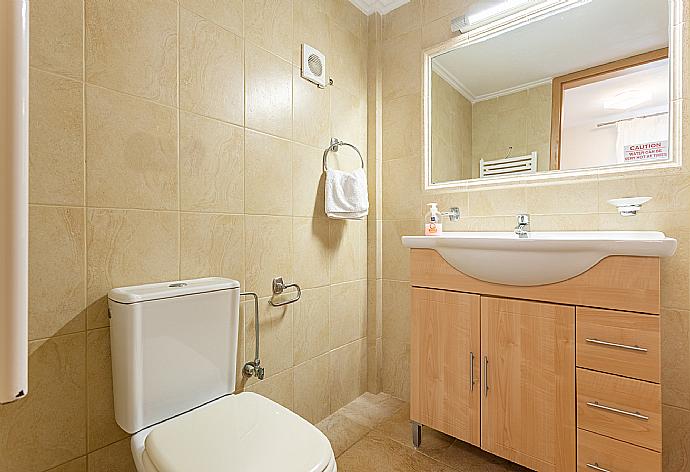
[108,278,240,434]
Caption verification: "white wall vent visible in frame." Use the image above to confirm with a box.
[301,44,326,88]
[480,152,538,178]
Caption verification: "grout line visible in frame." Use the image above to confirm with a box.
[177,1,181,281]
[81,0,89,455]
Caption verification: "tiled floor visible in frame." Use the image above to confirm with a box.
[317,392,530,472]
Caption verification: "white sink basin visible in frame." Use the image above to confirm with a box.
[402,231,677,286]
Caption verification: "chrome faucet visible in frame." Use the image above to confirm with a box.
[440,207,461,222]
[514,214,530,238]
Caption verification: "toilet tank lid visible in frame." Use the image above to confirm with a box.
[108,277,239,304]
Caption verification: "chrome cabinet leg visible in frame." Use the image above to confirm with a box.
[411,421,422,448]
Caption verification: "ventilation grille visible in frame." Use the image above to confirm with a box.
[480,152,538,178]
[301,44,326,87]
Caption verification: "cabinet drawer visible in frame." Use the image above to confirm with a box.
[577,369,661,451]
[576,308,660,382]
[577,429,661,472]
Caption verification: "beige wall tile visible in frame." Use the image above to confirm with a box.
[662,309,690,409]
[293,217,330,288]
[294,354,331,424]
[382,280,410,344]
[87,329,127,452]
[421,0,472,24]
[382,29,421,101]
[86,209,179,328]
[598,173,690,214]
[330,22,365,97]
[329,280,367,349]
[87,438,136,472]
[85,86,178,210]
[382,158,422,220]
[293,67,331,148]
[467,186,528,217]
[316,408,371,457]
[245,298,294,381]
[244,130,293,215]
[0,334,86,472]
[329,339,367,412]
[245,43,293,138]
[326,0,365,37]
[422,12,460,49]
[662,405,690,472]
[29,206,85,341]
[382,94,421,162]
[329,219,367,284]
[179,112,244,213]
[179,0,243,37]
[293,287,330,365]
[524,181,599,215]
[179,9,244,125]
[180,213,245,284]
[292,143,327,218]
[244,0,293,62]
[382,0,422,40]
[49,457,87,472]
[293,0,330,64]
[382,339,410,401]
[330,86,367,156]
[30,0,83,80]
[246,368,295,410]
[85,0,177,105]
[29,69,84,206]
[245,215,293,297]
[381,220,416,281]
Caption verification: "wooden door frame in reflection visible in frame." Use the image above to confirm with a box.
[548,47,669,171]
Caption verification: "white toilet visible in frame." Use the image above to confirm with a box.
[108,277,337,472]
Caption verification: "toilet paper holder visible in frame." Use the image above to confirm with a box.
[269,277,301,307]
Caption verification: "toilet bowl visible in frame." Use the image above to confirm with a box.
[108,278,336,471]
[131,393,336,472]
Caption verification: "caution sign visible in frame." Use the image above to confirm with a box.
[623,140,668,162]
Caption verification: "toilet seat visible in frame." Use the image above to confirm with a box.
[133,392,336,472]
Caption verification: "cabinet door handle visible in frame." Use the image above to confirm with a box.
[469,351,475,391]
[585,338,647,352]
[586,401,649,421]
[586,463,611,472]
[483,356,489,397]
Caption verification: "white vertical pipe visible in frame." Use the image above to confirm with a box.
[0,0,29,404]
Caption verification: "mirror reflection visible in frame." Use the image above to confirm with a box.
[428,0,670,185]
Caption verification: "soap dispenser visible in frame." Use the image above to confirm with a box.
[425,203,443,236]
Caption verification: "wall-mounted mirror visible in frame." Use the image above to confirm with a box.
[425,0,680,188]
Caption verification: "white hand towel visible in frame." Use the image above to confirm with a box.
[325,167,369,219]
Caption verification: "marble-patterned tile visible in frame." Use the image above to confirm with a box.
[293,66,331,148]
[179,0,243,37]
[293,0,330,64]
[85,0,177,105]
[244,130,293,216]
[244,215,293,298]
[293,287,330,365]
[329,339,367,412]
[180,213,245,285]
[292,143,327,218]
[29,69,84,206]
[87,328,127,452]
[316,411,371,458]
[29,206,86,340]
[85,86,178,210]
[179,112,244,213]
[244,298,294,380]
[30,0,83,79]
[246,368,295,410]
[329,280,367,349]
[336,429,456,472]
[329,219,367,284]
[337,392,405,429]
[244,0,293,62]
[382,339,410,402]
[48,457,87,472]
[662,405,690,472]
[293,218,330,289]
[0,333,86,472]
[87,438,136,472]
[293,354,331,424]
[179,9,244,125]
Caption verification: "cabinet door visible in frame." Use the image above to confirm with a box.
[411,288,480,445]
[481,297,575,472]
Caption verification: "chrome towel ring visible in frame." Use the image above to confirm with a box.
[323,137,365,172]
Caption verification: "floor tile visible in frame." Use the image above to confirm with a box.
[316,411,372,458]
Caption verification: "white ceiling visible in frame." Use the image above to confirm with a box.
[433,0,669,101]
[562,59,670,128]
[349,0,410,15]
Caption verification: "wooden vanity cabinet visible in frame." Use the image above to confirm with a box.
[409,249,662,472]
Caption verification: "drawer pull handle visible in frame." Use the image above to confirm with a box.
[470,351,475,391]
[483,356,489,397]
[586,401,649,421]
[585,338,647,352]
[586,463,611,472]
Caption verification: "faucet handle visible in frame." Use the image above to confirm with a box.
[516,214,530,225]
[441,207,461,222]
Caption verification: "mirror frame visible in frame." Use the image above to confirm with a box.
[423,0,685,190]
